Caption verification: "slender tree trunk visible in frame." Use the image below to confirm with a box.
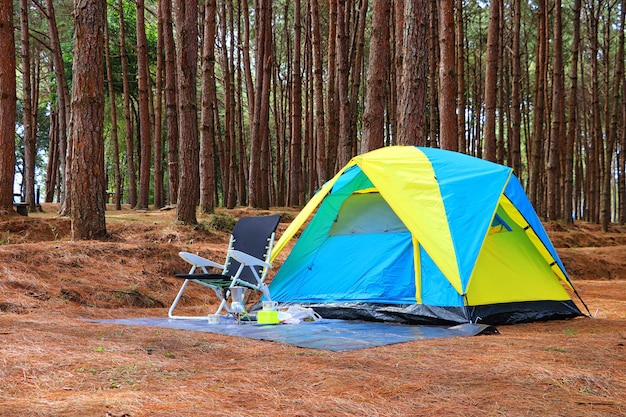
[200,0,217,214]
[289,0,304,205]
[136,0,152,210]
[174,0,199,224]
[162,0,179,206]
[104,5,122,210]
[564,0,582,223]
[348,0,368,156]
[362,1,390,152]
[21,0,35,212]
[510,0,523,176]
[602,4,624,230]
[249,0,272,208]
[428,0,439,147]
[45,110,59,202]
[588,2,602,223]
[483,0,499,160]
[310,0,326,188]
[439,0,458,152]
[455,0,466,153]
[153,0,165,209]
[69,0,107,240]
[326,0,339,175]
[336,0,353,165]
[0,0,16,212]
[39,0,71,214]
[119,0,137,208]
[528,0,548,214]
[397,0,428,146]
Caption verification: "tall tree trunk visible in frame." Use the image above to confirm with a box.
[361,1,390,151]
[200,0,217,214]
[153,0,165,209]
[326,0,339,175]
[510,0,523,176]
[174,0,199,224]
[528,0,548,215]
[602,4,624,230]
[397,0,428,146]
[483,0,499,160]
[455,0,466,153]
[348,0,368,156]
[439,0,458,151]
[21,0,35,212]
[136,0,152,210]
[548,0,565,221]
[289,0,304,205]
[428,0,439,147]
[220,0,237,209]
[564,0,582,223]
[104,5,122,210]
[249,0,272,209]
[588,1,602,223]
[38,0,71,214]
[118,0,137,208]
[162,0,179,206]
[45,110,59,202]
[0,0,16,212]
[337,0,351,165]
[69,0,107,240]
[310,0,326,188]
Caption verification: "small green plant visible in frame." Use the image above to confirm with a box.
[94,345,105,353]
[208,213,237,232]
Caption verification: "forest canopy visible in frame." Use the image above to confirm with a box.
[2,0,626,235]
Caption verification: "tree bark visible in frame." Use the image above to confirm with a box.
[174,0,199,224]
[200,0,217,214]
[21,0,36,212]
[602,4,624,230]
[289,0,304,206]
[136,0,152,210]
[153,0,165,209]
[310,0,326,188]
[564,0,582,223]
[162,0,179,206]
[398,0,428,146]
[104,4,122,210]
[0,0,16,212]
[548,0,565,221]
[69,0,107,240]
[510,0,523,176]
[362,1,390,152]
[118,0,136,208]
[483,0,499,160]
[439,0,458,152]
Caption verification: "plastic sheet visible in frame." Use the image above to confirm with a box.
[84,317,496,352]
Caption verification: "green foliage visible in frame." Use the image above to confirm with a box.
[207,213,237,232]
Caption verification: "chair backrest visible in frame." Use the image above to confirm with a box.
[225,214,281,284]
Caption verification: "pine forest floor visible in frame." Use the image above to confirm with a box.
[0,203,625,417]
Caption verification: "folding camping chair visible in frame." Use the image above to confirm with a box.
[168,214,281,320]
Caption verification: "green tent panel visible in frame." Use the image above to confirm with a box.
[269,146,584,325]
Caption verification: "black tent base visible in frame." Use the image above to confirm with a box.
[293,300,584,326]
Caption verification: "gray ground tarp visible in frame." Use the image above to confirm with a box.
[85,317,496,351]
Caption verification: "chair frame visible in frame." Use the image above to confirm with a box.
[168,216,278,320]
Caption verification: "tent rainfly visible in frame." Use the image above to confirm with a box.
[268,146,588,325]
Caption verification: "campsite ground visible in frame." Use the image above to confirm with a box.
[0,203,625,417]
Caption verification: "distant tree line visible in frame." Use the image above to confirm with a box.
[0,0,624,238]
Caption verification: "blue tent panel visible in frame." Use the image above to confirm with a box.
[270,232,416,304]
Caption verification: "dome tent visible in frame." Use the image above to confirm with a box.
[268,146,586,325]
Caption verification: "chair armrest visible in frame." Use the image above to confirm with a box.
[229,250,273,269]
[179,251,224,269]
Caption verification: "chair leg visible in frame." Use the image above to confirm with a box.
[168,279,211,320]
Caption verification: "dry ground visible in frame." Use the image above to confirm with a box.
[0,203,625,417]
